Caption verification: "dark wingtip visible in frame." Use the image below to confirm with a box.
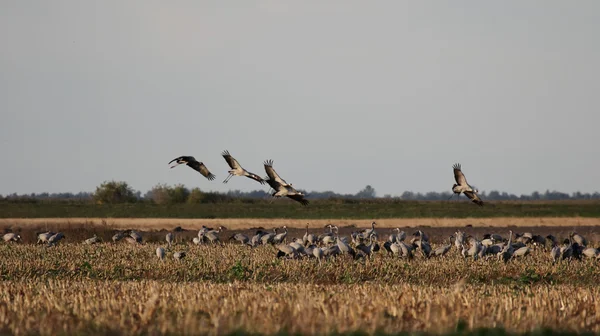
[207,174,216,181]
[222,150,230,156]
[453,163,461,170]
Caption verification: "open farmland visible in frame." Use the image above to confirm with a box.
[1,219,599,335]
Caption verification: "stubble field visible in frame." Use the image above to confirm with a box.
[1,218,599,335]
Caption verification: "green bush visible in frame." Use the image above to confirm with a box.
[187,188,205,204]
[169,184,190,204]
[93,181,137,204]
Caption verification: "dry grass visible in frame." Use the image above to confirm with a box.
[1,280,599,335]
[2,217,599,231]
[1,222,599,335]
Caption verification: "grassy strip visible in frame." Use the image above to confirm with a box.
[1,200,600,218]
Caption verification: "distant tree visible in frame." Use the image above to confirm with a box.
[187,188,205,204]
[169,184,190,203]
[355,185,376,198]
[148,184,172,205]
[93,181,137,204]
[401,191,415,200]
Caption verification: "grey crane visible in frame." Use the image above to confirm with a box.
[581,247,599,259]
[498,230,515,263]
[129,230,143,244]
[276,244,298,259]
[221,150,265,184]
[173,251,186,261]
[303,224,317,246]
[201,230,221,244]
[431,236,453,257]
[415,239,432,259]
[360,221,377,239]
[84,235,101,245]
[512,246,530,259]
[124,236,141,245]
[272,226,288,244]
[356,234,380,259]
[229,233,250,245]
[260,228,277,245]
[263,160,309,206]
[450,163,484,206]
[166,232,174,247]
[313,246,324,264]
[560,237,574,260]
[169,156,216,181]
[336,235,356,258]
[412,230,429,243]
[550,243,561,264]
[112,231,125,243]
[454,231,466,251]
[2,233,21,242]
[156,246,165,260]
[251,230,266,247]
[37,231,56,244]
[570,232,587,247]
[48,232,65,246]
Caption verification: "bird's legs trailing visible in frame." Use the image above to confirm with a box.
[223,174,234,184]
[448,192,459,201]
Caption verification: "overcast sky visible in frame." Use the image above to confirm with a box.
[1,1,599,197]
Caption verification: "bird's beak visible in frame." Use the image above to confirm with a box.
[170,163,182,169]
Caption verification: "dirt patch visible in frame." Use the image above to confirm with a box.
[1,217,598,246]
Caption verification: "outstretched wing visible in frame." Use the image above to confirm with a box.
[188,161,216,181]
[266,177,282,191]
[463,191,484,206]
[168,156,193,165]
[264,160,288,185]
[286,194,309,206]
[221,150,242,170]
[246,173,266,184]
[453,163,468,186]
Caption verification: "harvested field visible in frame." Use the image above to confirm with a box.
[1,281,599,335]
[1,218,598,335]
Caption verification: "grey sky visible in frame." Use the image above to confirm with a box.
[1,1,599,196]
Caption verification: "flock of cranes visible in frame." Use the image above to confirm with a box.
[168,150,484,207]
[5,152,595,265]
[9,222,597,265]
[169,151,309,205]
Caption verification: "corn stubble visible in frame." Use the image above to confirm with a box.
[0,243,598,335]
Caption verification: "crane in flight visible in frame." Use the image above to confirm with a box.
[221,150,265,185]
[450,163,484,206]
[168,156,216,181]
[263,159,309,206]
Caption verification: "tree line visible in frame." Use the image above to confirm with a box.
[1,181,599,204]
